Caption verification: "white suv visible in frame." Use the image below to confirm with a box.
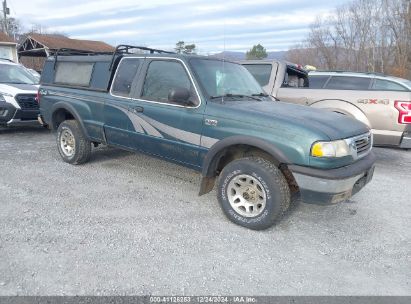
[0,59,40,127]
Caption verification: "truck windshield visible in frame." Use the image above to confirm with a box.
[0,64,39,85]
[190,59,266,100]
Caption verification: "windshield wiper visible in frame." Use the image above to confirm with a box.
[210,93,262,101]
[252,92,269,97]
[3,82,33,85]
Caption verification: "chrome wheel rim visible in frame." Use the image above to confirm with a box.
[227,174,266,217]
[60,128,75,157]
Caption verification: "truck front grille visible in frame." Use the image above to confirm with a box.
[355,133,372,156]
[15,94,39,110]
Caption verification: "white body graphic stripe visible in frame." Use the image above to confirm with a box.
[109,105,218,148]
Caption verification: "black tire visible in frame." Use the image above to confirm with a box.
[56,120,91,165]
[217,157,290,230]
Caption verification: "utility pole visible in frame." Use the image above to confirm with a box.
[408,0,411,23]
[2,0,9,34]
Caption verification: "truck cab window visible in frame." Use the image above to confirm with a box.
[325,76,371,90]
[111,58,141,97]
[141,60,195,105]
[372,79,408,91]
[308,75,329,89]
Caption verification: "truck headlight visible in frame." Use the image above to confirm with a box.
[311,140,351,158]
[0,92,13,102]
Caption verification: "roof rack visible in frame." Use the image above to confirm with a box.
[54,48,113,56]
[50,45,175,70]
[108,44,175,71]
[114,44,174,55]
[53,48,114,69]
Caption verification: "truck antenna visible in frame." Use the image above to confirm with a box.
[222,19,226,104]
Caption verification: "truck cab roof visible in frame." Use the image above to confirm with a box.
[309,71,411,90]
[41,46,237,92]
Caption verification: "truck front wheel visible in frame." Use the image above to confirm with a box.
[217,157,290,230]
[56,120,91,165]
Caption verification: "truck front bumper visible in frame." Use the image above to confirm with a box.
[289,152,376,205]
[0,101,17,124]
[0,101,39,127]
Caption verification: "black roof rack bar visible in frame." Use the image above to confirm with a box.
[53,48,114,69]
[114,44,174,55]
[108,44,175,71]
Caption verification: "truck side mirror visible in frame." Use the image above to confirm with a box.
[168,87,192,105]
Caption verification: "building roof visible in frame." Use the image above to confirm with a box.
[28,33,114,52]
[18,33,115,57]
[0,32,16,44]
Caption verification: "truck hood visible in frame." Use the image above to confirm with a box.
[219,100,369,140]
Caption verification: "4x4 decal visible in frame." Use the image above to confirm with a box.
[111,105,218,148]
[357,99,389,105]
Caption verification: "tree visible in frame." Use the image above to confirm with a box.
[175,41,185,54]
[0,17,22,38]
[286,44,319,67]
[246,44,267,60]
[175,41,197,54]
[286,0,411,78]
[184,43,196,54]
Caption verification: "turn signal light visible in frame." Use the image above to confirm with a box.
[36,90,40,104]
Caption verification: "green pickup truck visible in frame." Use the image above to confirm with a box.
[38,45,375,230]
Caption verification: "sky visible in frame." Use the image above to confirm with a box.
[8,0,350,53]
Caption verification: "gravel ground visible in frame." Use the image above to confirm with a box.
[0,126,410,296]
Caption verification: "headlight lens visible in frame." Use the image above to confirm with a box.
[0,92,13,102]
[311,140,351,158]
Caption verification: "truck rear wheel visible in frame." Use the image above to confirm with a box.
[56,120,91,165]
[217,157,290,230]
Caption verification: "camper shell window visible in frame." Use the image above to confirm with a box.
[54,62,94,87]
[41,55,126,91]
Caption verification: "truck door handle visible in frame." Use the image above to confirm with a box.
[129,106,144,114]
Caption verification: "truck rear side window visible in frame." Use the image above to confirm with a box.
[325,76,371,90]
[243,64,272,86]
[372,79,408,91]
[308,75,329,89]
[112,58,141,97]
[54,62,94,87]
